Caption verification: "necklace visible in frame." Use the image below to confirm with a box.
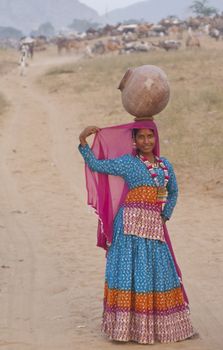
[137,154,170,203]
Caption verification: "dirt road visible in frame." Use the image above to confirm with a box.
[0,52,222,350]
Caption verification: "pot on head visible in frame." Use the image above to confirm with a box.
[118,65,170,120]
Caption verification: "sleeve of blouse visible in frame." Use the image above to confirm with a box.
[161,158,178,220]
[78,143,130,177]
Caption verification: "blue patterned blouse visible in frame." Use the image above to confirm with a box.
[78,144,178,220]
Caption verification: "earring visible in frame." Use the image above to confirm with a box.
[133,142,136,149]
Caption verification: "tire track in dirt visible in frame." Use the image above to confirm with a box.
[0,54,82,350]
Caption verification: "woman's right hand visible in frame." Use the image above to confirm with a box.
[79,126,100,146]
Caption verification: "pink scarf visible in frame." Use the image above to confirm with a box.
[84,120,189,305]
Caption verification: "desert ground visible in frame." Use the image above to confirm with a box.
[0,40,223,350]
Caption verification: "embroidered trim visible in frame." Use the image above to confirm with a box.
[102,309,194,344]
[123,206,165,241]
[123,186,165,241]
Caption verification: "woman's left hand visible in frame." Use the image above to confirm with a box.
[161,216,167,225]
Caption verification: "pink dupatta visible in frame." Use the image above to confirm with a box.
[84,120,189,305]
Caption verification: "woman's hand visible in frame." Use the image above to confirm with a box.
[161,217,166,225]
[79,126,100,146]
[161,215,168,225]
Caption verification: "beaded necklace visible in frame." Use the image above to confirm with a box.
[137,154,170,203]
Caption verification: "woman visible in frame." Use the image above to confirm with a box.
[78,120,195,344]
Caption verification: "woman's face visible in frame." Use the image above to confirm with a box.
[134,128,155,155]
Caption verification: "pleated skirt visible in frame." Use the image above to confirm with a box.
[102,208,194,344]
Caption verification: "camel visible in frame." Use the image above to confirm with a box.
[186,35,200,48]
[34,36,47,52]
[209,28,221,41]
[56,37,85,54]
[106,39,122,53]
[137,24,153,38]
[92,41,106,55]
[168,25,184,40]
[151,40,181,51]
[122,32,138,43]
[186,28,200,48]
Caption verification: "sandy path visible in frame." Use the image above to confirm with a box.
[0,51,222,350]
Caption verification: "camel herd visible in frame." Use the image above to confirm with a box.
[51,28,209,58]
[15,14,223,66]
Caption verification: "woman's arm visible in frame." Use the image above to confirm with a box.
[79,125,100,147]
[161,159,178,220]
[78,126,130,177]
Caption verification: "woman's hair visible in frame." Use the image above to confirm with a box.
[132,128,139,139]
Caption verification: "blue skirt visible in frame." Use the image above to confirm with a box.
[102,207,194,344]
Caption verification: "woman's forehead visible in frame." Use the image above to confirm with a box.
[136,128,154,135]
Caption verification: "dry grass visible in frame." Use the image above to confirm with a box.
[0,49,15,120]
[40,36,223,194]
[0,92,8,117]
[0,48,18,75]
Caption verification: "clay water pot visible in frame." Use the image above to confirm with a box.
[118,65,170,119]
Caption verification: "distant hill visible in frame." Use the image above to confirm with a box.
[100,0,223,24]
[0,26,23,39]
[0,0,100,34]
[1,0,223,35]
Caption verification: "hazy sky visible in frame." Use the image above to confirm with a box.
[80,0,141,15]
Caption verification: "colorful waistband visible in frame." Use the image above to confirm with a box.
[124,185,166,206]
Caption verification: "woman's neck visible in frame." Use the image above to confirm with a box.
[139,152,155,163]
